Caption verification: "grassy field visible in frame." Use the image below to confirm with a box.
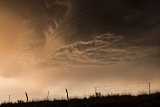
[1,92,160,107]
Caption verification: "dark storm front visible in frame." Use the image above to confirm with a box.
[0,0,160,106]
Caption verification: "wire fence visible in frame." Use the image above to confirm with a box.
[0,82,160,103]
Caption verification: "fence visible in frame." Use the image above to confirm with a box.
[0,82,160,103]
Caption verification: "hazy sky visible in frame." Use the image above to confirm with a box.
[0,0,160,101]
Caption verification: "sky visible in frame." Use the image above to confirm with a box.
[0,0,160,102]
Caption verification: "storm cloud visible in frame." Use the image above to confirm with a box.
[0,0,160,97]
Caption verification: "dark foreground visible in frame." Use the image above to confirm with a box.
[1,93,160,107]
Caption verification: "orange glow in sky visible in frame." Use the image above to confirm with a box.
[0,0,160,103]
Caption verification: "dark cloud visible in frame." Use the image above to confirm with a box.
[0,1,160,98]
[0,0,160,75]
[55,0,160,43]
[47,0,160,67]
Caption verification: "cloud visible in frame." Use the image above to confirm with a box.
[0,0,70,77]
[0,1,160,98]
[38,33,160,67]
[0,0,159,79]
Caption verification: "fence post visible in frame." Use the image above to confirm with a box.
[149,82,150,95]
[25,92,28,102]
[47,91,49,100]
[66,89,69,101]
[9,95,10,102]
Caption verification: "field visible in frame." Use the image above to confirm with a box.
[0,92,160,107]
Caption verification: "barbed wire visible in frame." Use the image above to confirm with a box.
[0,82,159,103]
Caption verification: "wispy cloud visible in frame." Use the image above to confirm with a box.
[38,33,160,67]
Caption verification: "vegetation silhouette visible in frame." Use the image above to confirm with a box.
[1,92,160,107]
